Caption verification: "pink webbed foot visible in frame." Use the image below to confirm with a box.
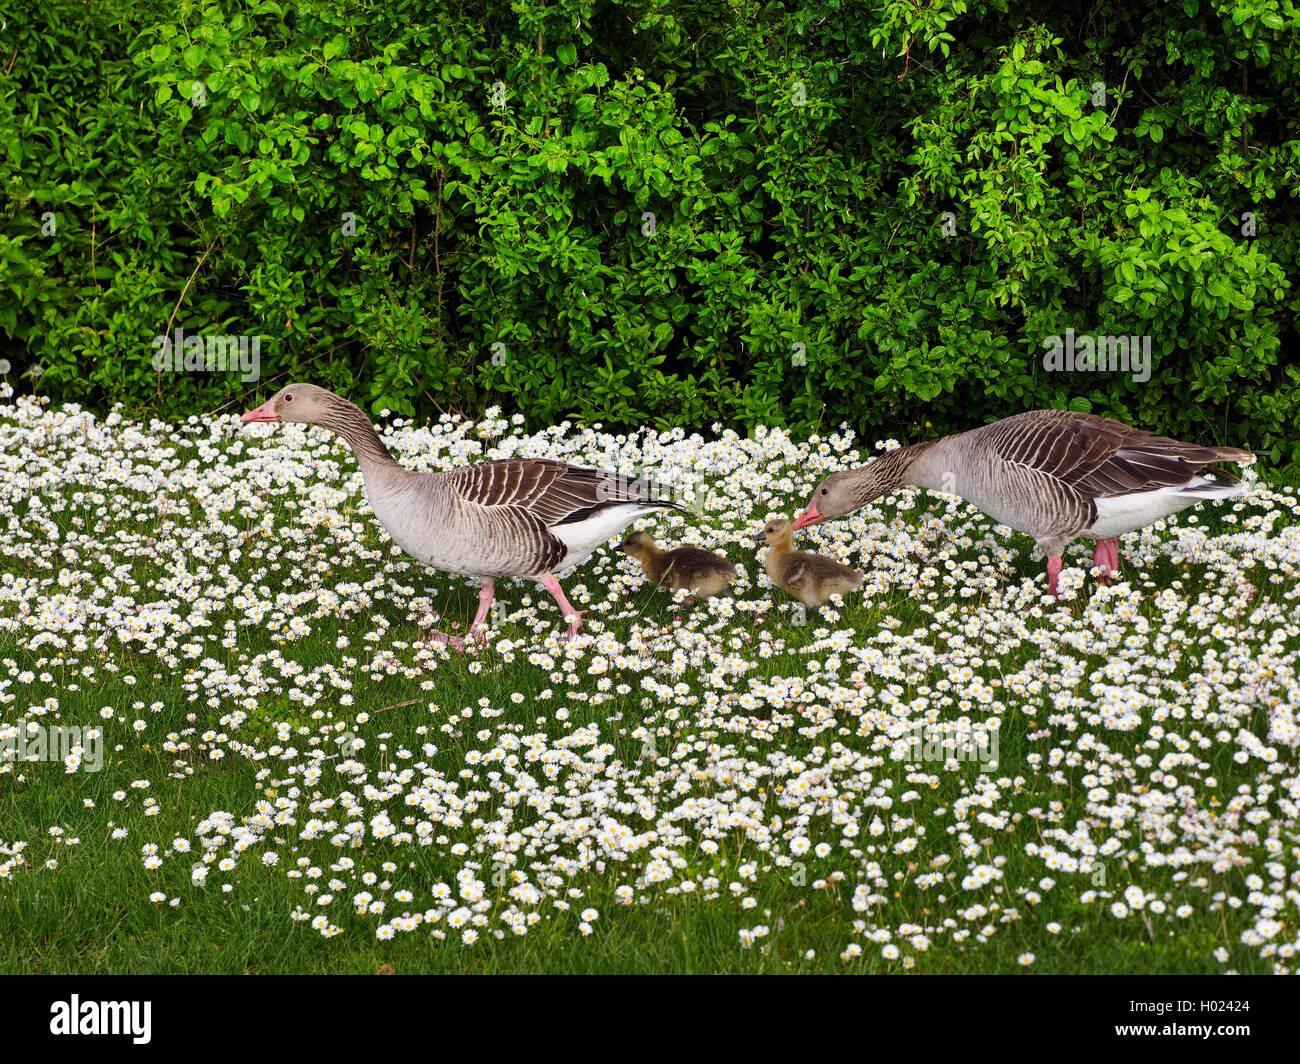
[564,610,589,640]
[423,627,466,650]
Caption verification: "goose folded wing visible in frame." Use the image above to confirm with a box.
[986,411,1220,498]
[984,411,1121,480]
[1067,431,1248,497]
[446,458,680,527]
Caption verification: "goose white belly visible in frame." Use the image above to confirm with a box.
[550,504,667,572]
[1086,480,1242,540]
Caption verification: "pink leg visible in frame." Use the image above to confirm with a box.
[1046,556,1062,597]
[539,574,587,639]
[424,582,494,649]
[468,580,495,643]
[1092,537,1120,584]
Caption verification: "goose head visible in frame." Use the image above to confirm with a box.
[241,383,341,427]
[794,463,897,529]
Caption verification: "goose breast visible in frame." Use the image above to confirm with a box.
[940,446,1093,540]
[365,475,560,578]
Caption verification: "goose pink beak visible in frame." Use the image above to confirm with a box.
[241,401,278,423]
[792,504,823,530]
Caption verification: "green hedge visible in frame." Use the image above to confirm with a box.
[2,1,1297,470]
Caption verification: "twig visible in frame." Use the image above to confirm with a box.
[90,203,98,291]
[1240,60,1249,159]
[433,168,444,339]
[157,239,217,402]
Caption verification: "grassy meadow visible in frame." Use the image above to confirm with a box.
[2,388,1298,974]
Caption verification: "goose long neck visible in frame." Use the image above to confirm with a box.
[881,438,949,493]
[317,399,402,474]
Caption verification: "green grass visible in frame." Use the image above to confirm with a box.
[1,412,1297,973]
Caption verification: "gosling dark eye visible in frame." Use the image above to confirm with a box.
[284,394,294,402]
[820,488,828,495]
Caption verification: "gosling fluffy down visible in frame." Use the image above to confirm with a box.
[618,532,737,599]
[754,518,863,606]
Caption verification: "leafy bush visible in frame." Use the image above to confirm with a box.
[2,0,1296,470]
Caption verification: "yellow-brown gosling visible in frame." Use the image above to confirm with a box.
[618,531,737,599]
[754,518,863,607]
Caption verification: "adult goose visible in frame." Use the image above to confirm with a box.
[242,384,682,642]
[793,409,1252,596]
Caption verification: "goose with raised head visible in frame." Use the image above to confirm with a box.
[794,409,1251,596]
[242,384,683,642]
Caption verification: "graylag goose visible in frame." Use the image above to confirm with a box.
[794,409,1252,596]
[618,532,737,599]
[242,384,682,642]
[755,519,864,606]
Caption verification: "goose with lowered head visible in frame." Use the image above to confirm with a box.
[794,409,1251,596]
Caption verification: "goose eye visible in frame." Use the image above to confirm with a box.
[284,394,294,402]
[819,488,828,495]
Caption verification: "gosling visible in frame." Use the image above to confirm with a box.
[618,532,737,599]
[754,518,863,607]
